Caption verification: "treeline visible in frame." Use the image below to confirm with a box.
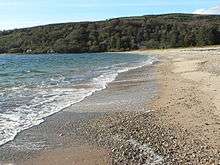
[0,13,220,54]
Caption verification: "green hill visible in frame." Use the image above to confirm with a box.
[0,13,220,54]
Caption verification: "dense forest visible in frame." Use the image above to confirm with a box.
[0,13,220,54]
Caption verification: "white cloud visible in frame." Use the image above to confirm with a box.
[193,5,220,15]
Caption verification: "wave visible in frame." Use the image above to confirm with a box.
[0,56,157,147]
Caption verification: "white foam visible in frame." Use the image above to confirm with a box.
[0,88,96,146]
[92,57,157,90]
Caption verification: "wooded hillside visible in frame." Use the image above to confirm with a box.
[0,13,220,54]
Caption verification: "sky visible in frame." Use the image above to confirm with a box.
[0,0,220,30]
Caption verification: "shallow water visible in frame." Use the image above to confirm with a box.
[0,52,155,146]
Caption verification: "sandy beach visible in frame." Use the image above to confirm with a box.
[139,46,220,148]
[79,46,220,164]
[145,46,220,163]
[0,46,220,164]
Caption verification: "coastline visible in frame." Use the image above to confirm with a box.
[0,58,157,164]
[0,52,154,148]
[72,46,220,164]
[0,46,219,164]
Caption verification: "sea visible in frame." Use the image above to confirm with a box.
[0,52,155,146]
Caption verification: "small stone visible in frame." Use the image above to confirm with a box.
[59,133,64,137]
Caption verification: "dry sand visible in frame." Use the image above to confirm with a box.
[143,46,220,149]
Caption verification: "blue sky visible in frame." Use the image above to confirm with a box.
[0,0,220,30]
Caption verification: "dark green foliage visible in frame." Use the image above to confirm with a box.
[0,14,220,54]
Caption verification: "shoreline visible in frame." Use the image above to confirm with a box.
[82,46,220,164]
[79,46,220,164]
[81,47,220,164]
[0,52,154,148]
[0,44,219,56]
[0,58,157,164]
[0,46,219,164]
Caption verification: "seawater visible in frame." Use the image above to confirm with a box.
[0,52,155,146]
